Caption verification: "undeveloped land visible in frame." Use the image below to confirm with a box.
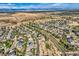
[0,11,79,27]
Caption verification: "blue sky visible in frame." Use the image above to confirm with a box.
[0,3,79,10]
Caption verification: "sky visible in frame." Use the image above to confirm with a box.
[0,3,79,11]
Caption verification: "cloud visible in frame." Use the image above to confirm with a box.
[0,3,63,9]
[0,3,79,10]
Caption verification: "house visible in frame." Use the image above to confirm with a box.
[66,35,73,43]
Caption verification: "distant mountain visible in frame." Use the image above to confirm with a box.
[0,3,79,12]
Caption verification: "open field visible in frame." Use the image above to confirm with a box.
[0,11,79,56]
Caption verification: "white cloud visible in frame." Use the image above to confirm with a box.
[0,3,78,10]
[0,3,63,9]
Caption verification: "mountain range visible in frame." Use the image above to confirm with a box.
[0,3,79,12]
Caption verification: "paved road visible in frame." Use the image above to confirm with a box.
[26,24,66,56]
[24,26,40,56]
